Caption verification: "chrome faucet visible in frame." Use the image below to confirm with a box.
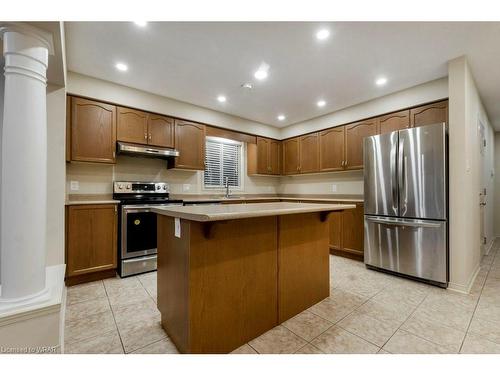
[224,177,230,198]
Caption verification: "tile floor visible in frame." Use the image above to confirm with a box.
[64,242,500,354]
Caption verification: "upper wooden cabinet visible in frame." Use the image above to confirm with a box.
[282,138,300,175]
[117,107,148,144]
[248,137,281,175]
[148,114,175,148]
[378,110,410,134]
[410,100,448,128]
[345,119,378,170]
[319,127,345,172]
[70,97,117,164]
[299,133,320,173]
[66,204,117,280]
[169,120,206,170]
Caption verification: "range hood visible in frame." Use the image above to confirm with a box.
[117,142,179,159]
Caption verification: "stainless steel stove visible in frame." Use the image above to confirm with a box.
[113,181,183,277]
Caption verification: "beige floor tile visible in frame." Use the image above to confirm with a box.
[282,310,333,341]
[424,289,478,312]
[118,317,168,353]
[460,333,500,354]
[295,343,324,354]
[65,310,116,345]
[104,275,141,291]
[112,298,160,327]
[412,300,473,332]
[377,349,391,354]
[400,314,465,352]
[473,300,500,324]
[65,297,111,322]
[336,274,389,298]
[311,326,379,354]
[248,325,307,354]
[308,289,367,323]
[131,338,179,354]
[355,300,410,326]
[468,317,500,345]
[137,271,156,284]
[338,310,399,347]
[230,344,258,354]
[383,330,453,354]
[369,289,423,315]
[66,281,106,306]
[107,286,152,307]
[64,330,123,354]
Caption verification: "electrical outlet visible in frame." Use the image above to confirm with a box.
[182,184,191,192]
[70,180,79,191]
[331,184,337,193]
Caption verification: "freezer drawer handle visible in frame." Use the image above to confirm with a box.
[365,216,442,228]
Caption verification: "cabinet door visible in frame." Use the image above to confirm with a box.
[269,140,281,175]
[299,133,320,173]
[378,110,410,134]
[256,137,270,174]
[342,204,364,256]
[66,204,117,277]
[345,119,377,170]
[319,127,344,171]
[328,210,343,251]
[410,100,448,128]
[282,138,300,175]
[148,114,175,148]
[173,120,206,170]
[117,107,148,144]
[71,97,116,163]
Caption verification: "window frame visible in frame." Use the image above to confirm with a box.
[202,136,244,191]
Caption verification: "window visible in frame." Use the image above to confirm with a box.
[204,137,243,189]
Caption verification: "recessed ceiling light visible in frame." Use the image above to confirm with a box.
[115,63,128,72]
[134,21,148,27]
[317,100,326,108]
[316,29,330,40]
[241,83,253,90]
[254,63,270,81]
[375,77,388,86]
[217,95,227,103]
[277,114,286,121]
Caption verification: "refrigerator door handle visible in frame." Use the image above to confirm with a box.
[365,216,442,228]
[390,136,398,214]
[398,138,407,215]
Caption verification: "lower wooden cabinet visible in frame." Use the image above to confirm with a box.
[329,203,364,260]
[65,204,118,285]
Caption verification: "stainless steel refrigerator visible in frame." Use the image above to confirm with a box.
[363,122,448,287]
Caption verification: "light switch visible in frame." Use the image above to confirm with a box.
[70,181,79,191]
[331,184,337,193]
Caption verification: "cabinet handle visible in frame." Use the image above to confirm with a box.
[341,160,344,167]
[149,134,152,141]
[345,160,348,168]
[144,133,147,140]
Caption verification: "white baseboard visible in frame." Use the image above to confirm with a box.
[448,263,481,294]
[485,238,495,256]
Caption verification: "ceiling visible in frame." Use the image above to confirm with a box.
[65,22,500,129]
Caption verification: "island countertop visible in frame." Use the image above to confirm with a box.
[153,201,355,222]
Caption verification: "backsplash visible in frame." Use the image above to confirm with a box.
[277,170,364,196]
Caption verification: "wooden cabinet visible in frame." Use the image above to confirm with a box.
[319,127,345,171]
[329,203,364,260]
[66,204,117,285]
[345,119,377,170]
[410,100,448,128]
[148,114,175,148]
[282,138,300,175]
[378,110,410,134]
[117,107,148,144]
[118,107,175,148]
[70,97,117,163]
[248,137,281,175]
[169,120,206,170]
[299,133,320,173]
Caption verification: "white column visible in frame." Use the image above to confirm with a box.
[0,23,54,302]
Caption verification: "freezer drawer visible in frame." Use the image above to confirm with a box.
[364,215,447,284]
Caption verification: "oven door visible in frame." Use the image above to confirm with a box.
[121,204,165,259]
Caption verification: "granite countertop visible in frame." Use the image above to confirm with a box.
[153,202,356,222]
[65,194,120,205]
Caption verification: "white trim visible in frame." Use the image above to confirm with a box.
[0,22,54,54]
[447,263,480,294]
[484,237,495,256]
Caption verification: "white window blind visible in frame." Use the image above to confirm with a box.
[204,137,242,189]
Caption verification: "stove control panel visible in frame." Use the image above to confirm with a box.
[113,181,169,194]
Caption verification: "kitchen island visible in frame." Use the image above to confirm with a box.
[153,202,355,353]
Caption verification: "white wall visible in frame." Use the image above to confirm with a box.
[67,71,281,139]
[493,133,500,236]
[0,57,3,279]
[448,56,492,293]
[46,84,66,266]
[482,120,495,253]
[281,77,448,139]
